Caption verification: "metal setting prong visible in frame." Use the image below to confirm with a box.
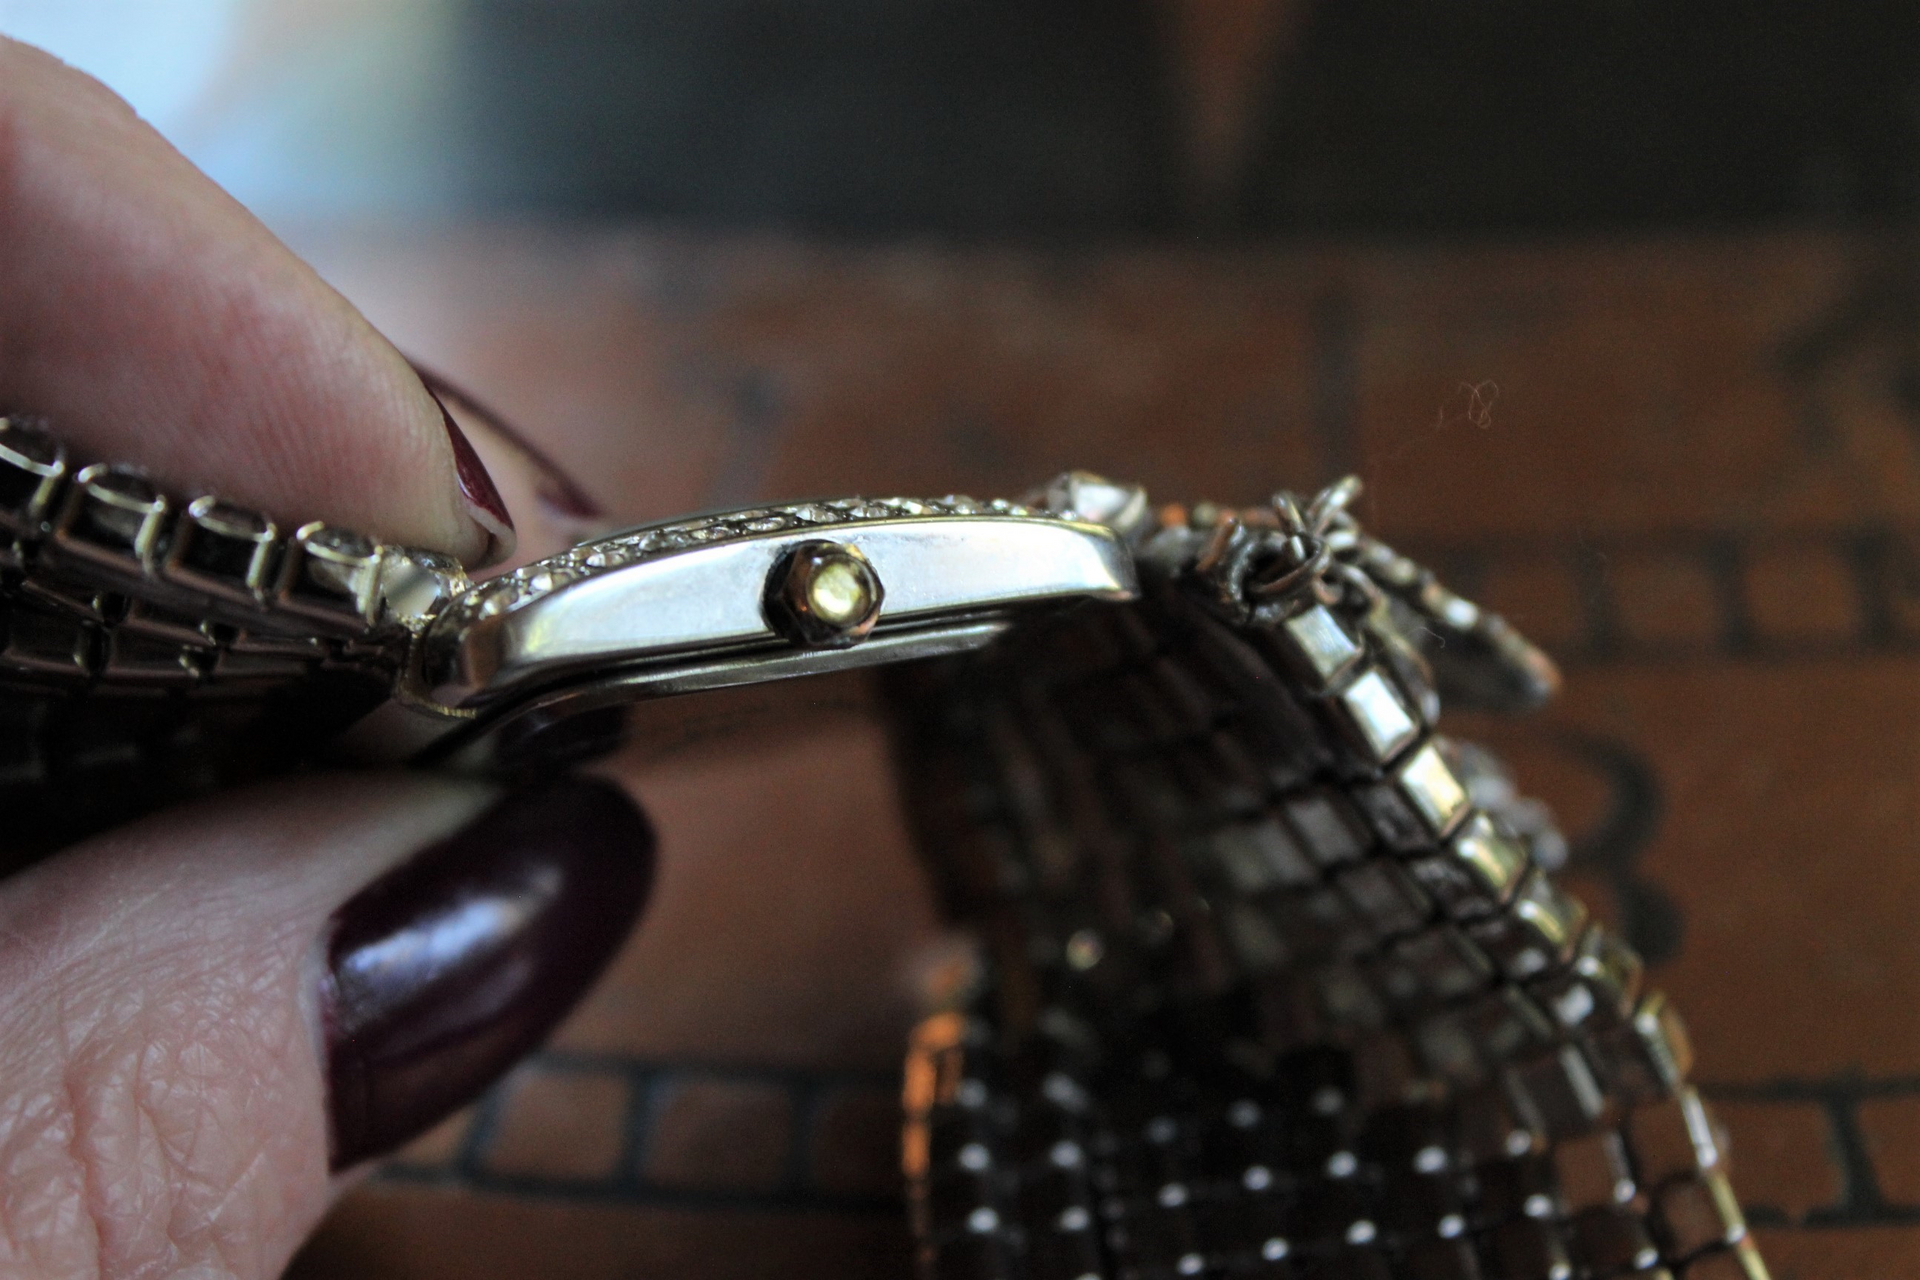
[765,539,884,649]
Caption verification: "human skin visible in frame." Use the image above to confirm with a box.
[0,37,657,1279]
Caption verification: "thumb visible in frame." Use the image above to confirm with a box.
[0,36,508,564]
[0,773,653,1280]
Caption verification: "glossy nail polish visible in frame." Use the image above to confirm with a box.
[413,363,605,524]
[323,777,654,1169]
[422,383,517,566]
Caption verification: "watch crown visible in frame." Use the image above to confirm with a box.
[765,540,884,649]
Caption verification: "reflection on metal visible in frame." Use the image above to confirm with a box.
[378,1043,1920,1234]
[764,540,885,649]
[416,504,1137,711]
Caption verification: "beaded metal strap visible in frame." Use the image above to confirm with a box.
[0,414,472,857]
[0,414,478,688]
[894,486,1765,1280]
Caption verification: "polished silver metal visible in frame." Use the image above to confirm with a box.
[412,501,1137,715]
[0,415,1141,768]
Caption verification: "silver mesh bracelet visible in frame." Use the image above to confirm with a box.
[894,487,1766,1280]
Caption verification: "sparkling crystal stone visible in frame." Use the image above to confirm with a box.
[190,498,271,539]
[0,418,60,467]
[1282,604,1362,686]
[1450,812,1527,900]
[1339,668,1419,761]
[789,503,842,523]
[303,524,373,557]
[86,466,160,507]
[1396,741,1470,835]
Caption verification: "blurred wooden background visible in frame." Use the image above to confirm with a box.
[275,223,1920,1280]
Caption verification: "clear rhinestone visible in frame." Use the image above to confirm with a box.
[788,504,843,524]
[1397,740,1471,835]
[1340,668,1420,761]
[1281,604,1362,686]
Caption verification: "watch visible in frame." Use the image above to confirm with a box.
[0,414,1765,1280]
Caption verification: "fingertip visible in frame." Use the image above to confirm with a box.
[420,380,517,568]
[324,776,654,1169]
[0,39,507,566]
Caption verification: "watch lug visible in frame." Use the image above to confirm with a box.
[1027,471,1153,542]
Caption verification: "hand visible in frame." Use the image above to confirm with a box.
[0,39,655,1279]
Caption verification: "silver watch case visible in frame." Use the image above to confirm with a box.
[360,484,1144,764]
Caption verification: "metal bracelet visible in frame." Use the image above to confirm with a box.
[895,483,1764,1280]
[0,414,1764,1279]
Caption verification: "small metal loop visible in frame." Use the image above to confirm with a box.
[1245,538,1332,600]
[1328,559,1382,609]
[1192,516,1245,579]
[1305,475,1363,534]
[1269,491,1307,534]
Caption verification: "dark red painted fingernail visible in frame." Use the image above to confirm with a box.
[422,382,517,566]
[322,777,654,1170]
[412,362,605,523]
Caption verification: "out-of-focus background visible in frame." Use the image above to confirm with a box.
[4,3,1920,1277]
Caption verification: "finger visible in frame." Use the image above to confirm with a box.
[0,772,653,1280]
[0,38,509,564]
[415,364,611,566]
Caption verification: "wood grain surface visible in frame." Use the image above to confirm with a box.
[283,226,1920,1280]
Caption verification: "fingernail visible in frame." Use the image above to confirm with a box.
[423,382,517,567]
[412,362,606,525]
[322,777,654,1170]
